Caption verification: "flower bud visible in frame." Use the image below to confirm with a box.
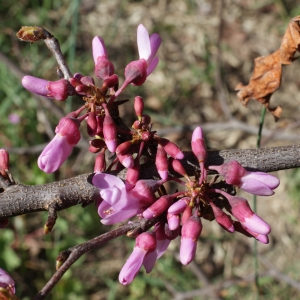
[22,76,75,101]
[87,111,97,137]
[103,104,117,152]
[143,194,176,219]
[168,197,190,214]
[124,59,148,86]
[125,158,140,191]
[116,141,132,156]
[167,213,180,230]
[155,145,168,180]
[180,215,202,265]
[210,201,234,233]
[94,150,106,173]
[191,126,207,162]
[0,149,9,177]
[156,137,184,160]
[117,153,134,168]
[226,195,271,235]
[169,158,188,178]
[134,96,144,120]
[103,74,119,88]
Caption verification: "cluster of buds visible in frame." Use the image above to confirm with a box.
[18,24,280,287]
[93,126,280,285]
[21,24,162,173]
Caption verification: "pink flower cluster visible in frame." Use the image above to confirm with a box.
[22,24,162,173]
[93,126,280,285]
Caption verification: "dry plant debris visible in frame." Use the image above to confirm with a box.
[236,16,300,121]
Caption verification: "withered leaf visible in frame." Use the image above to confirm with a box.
[236,16,300,121]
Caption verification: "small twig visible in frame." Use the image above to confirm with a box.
[40,28,73,80]
[33,217,159,300]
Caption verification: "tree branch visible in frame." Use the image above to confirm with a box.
[0,145,299,220]
[33,217,160,300]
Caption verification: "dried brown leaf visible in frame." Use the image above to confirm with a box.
[235,16,300,120]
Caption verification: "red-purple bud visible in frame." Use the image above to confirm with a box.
[143,194,176,219]
[0,149,9,177]
[141,114,151,125]
[124,59,148,86]
[136,231,157,252]
[182,205,192,224]
[116,141,132,155]
[141,131,153,142]
[169,158,187,178]
[132,120,142,130]
[95,56,115,80]
[167,213,180,230]
[156,137,184,160]
[117,153,134,168]
[87,111,97,137]
[209,160,246,186]
[134,96,144,120]
[103,74,119,88]
[155,145,168,180]
[96,115,104,136]
[89,139,105,153]
[94,150,106,172]
[103,104,117,152]
[168,197,190,214]
[210,201,234,233]
[125,158,140,191]
[191,126,207,163]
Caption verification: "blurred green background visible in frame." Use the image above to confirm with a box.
[1,0,300,299]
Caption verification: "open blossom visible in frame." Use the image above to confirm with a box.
[93,173,164,225]
[116,24,161,96]
[209,160,279,196]
[119,232,156,285]
[0,268,15,296]
[38,117,81,173]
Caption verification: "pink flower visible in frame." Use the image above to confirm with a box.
[92,36,115,80]
[0,268,15,295]
[93,174,163,225]
[226,195,271,235]
[180,215,202,265]
[209,160,280,196]
[22,76,75,101]
[38,117,81,173]
[115,24,161,96]
[137,24,161,77]
[119,232,156,285]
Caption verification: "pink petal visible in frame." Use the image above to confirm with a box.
[92,36,107,64]
[137,24,151,60]
[119,247,146,285]
[242,214,271,235]
[147,33,161,64]
[180,237,197,265]
[240,178,274,196]
[143,251,157,273]
[146,57,159,76]
[38,134,73,173]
